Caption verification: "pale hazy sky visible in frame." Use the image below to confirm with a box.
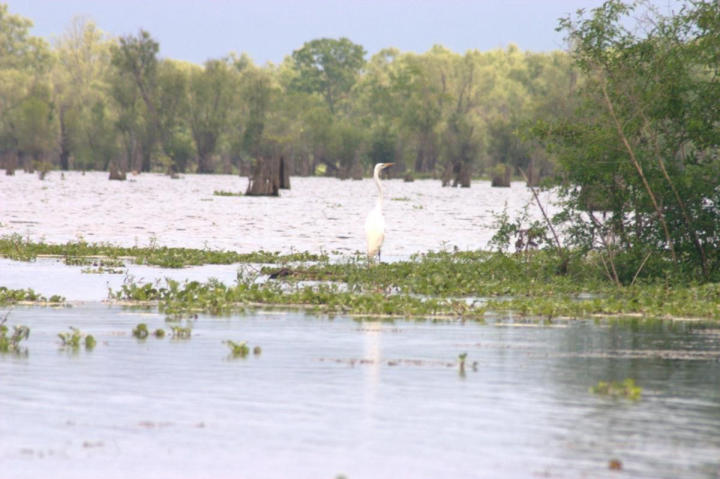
[9,0,681,64]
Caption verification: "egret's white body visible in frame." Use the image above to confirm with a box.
[365,162,393,262]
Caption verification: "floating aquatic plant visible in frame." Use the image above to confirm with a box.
[458,352,468,376]
[213,190,243,197]
[58,327,96,351]
[170,325,192,339]
[132,323,149,339]
[224,340,250,357]
[590,378,642,400]
[0,235,327,268]
[0,315,30,355]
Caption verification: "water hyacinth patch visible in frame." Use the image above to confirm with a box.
[0,234,326,268]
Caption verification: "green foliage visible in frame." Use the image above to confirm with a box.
[0,236,327,267]
[0,285,64,305]
[58,326,95,351]
[0,316,30,355]
[188,59,238,173]
[132,323,149,339]
[106,248,720,321]
[590,378,642,400]
[546,0,720,282]
[213,190,243,197]
[290,37,366,114]
[224,340,250,357]
[170,325,191,339]
[0,3,579,179]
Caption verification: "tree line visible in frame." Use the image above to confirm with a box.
[0,3,574,183]
[2,1,719,280]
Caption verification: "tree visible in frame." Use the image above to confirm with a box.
[546,0,720,281]
[110,29,160,172]
[156,59,193,173]
[0,4,52,170]
[290,37,366,114]
[188,59,237,173]
[53,17,113,170]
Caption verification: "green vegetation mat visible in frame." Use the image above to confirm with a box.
[3,237,719,321]
[0,234,326,267]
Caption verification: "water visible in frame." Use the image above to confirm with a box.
[1,305,719,479]
[0,170,556,256]
[2,172,720,478]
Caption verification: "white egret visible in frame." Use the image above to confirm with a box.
[365,162,394,263]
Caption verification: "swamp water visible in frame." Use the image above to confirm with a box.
[0,170,557,255]
[2,172,720,478]
[1,303,720,479]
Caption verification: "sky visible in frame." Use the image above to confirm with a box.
[9,0,681,65]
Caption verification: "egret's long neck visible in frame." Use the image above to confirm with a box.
[374,169,384,207]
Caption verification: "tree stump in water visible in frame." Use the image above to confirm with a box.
[525,160,539,187]
[246,156,282,196]
[109,162,127,181]
[491,164,511,187]
[3,152,17,175]
[454,162,471,187]
[441,161,471,187]
[279,156,291,189]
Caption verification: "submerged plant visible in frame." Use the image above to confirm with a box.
[58,327,96,351]
[170,325,192,339]
[590,378,642,401]
[132,323,149,339]
[224,340,250,358]
[458,352,467,375]
[0,315,30,355]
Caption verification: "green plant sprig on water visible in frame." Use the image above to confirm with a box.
[224,340,262,358]
[0,315,30,355]
[213,190,243,197]
[58,327,96,351]
[590,378,642,400]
